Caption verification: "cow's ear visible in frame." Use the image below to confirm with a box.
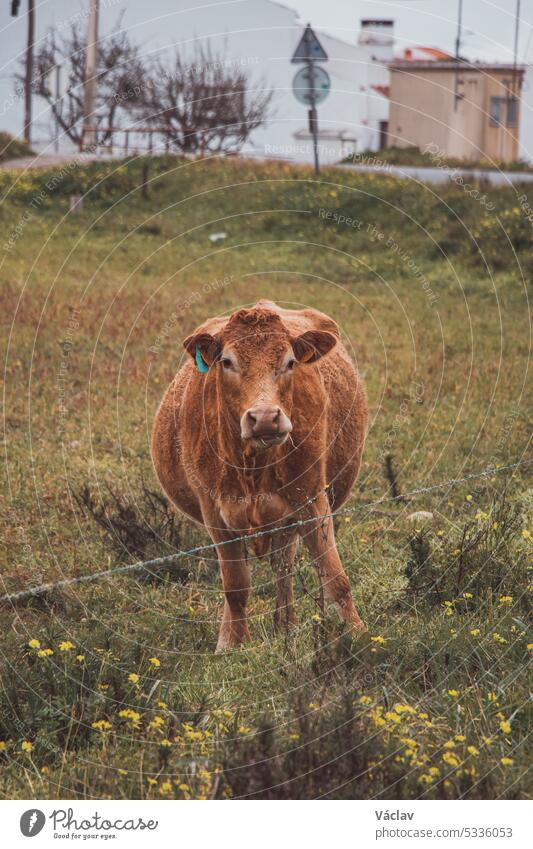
[292,330,338,363]
[183,332,221,370]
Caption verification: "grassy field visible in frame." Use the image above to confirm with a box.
[0,154,531,800]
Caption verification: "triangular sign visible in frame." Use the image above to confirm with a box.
[291,24,328,63]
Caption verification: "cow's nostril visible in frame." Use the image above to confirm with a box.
[241,405,291,441]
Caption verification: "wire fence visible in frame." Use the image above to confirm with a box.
[1,457,531,608]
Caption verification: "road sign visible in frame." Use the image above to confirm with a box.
[292,65,330,106]
[291,24,328,63]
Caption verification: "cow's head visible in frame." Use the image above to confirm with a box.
[183,306,338,450]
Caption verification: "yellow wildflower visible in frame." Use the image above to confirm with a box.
[28,639,41,649]
[370,635,386,644]
[447,689,460,698]
[467,746,479,756]
[21,741,33,752]
[92,720,112,731]
[118,709,141,726]
[0,742,6,751]
[58,641,75,651]
[384,711,401,724]
[470,629,481,636]
[499,720,511,734]
[148,657,161,667]
[500,757,514,766]
[76,654,85,662]
[394,703,416,715]
[358,695,373,705]
[37,648,53,657]
[128,673,140,684]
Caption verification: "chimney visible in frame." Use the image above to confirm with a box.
[358,19,394,60]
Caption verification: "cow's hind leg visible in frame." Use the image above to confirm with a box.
[270,528,299,630]
[301,493,365,630]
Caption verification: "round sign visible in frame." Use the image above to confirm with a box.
[292,65,330,106]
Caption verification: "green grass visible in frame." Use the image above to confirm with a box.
[0,132,34,164]
[0,154,531,800]
[344,144,533,171]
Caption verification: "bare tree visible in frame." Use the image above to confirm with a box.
[17,18,144,147]
[136,44,272,154]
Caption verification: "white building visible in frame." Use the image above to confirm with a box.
[0,0,394,165]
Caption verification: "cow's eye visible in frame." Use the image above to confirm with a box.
[221,357,233,370]
[286,359,296,371]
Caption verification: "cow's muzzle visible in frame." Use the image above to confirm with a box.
[240,405,292,447]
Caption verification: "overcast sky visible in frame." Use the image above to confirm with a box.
[288,0,532,62]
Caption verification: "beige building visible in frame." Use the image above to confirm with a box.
[387,61,525,163]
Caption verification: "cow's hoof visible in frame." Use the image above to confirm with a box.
[215,631,251,654]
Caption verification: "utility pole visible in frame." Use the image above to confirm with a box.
[82,0,99,152]
[453,0,464,110]
[512,0,521,99]
[12,0,35,144]
[54,64,61,153]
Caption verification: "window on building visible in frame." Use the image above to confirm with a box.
[507,97,518,127]
[489,96,504,126]
[489,95,518,128]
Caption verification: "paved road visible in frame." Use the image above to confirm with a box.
[340,162,533,186]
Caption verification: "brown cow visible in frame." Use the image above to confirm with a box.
[151,300,368,652]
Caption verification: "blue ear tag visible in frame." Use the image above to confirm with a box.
[195,346,209,373]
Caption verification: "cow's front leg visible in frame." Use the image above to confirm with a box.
[270,527,299,630]
[301,493,365,630]
[202,515,250,653]
[209,534,250,653]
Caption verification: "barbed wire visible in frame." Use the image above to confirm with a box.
[1,457,531,608]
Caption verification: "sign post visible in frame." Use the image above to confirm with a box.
[291,24,329,175]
